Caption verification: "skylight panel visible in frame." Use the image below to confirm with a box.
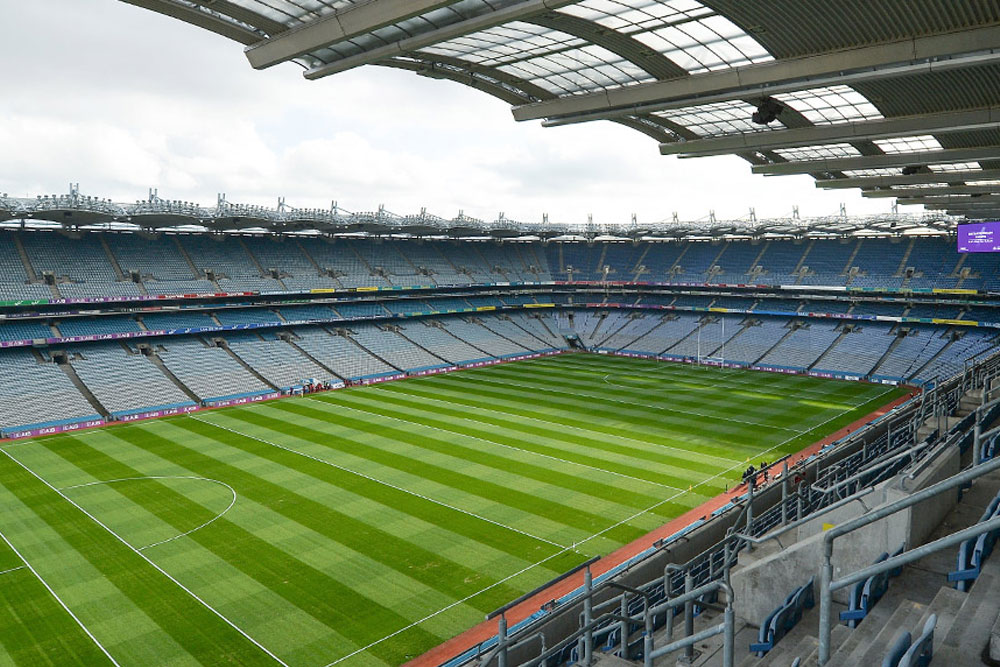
[499,45,654,94]
[421,22,585,66]
[559,0,772,73]
[874,135,943,154]
[653,100,785,137]
[841,168,904,177]
[929,162,982,172]
[773,144,862,161]
[775,85,883,125]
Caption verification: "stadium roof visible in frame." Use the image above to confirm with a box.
[121,0,1000,220]
[0,185,957,240]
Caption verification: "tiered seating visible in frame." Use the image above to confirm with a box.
[917,329,997,382]
[395,320,491,365]
[753,240,809,279]
[849,239,907,289]
[721,319,790,364]
[711,241,762,283]
[667,318,736,358]
[434,242,493,283]
[0,349,99,433]
[290,327,396,380]
[348,324,446,372]
[70,344,193,416]
[303,239,392,288]
[873,328,951,381]
[840,545,904,628]
[757,321,841,369]
[949,488,1000,592]
[108,233,215,294]
[883,614,937,667]
[57,316,140,337]
[239,236,338,291]
[213,308,281,327]
[477,315,559,352]
[141,310,217,330]
[506,312,566,349]
[332,301,390,319]
[815,324,896,375]
[225,334,332,390]
[676,242,721,277]
[395,243,469,285]
[625,313,702,354]
[276,304,337,321]
[437,318,529,358]
[158,339,270,402]
[800,239,855,285]
[750,578,815,656]
[594,314,664,350]
[20,231,142,298]
[178,235,281,292]
[0,232,52,300]
[0,319,53,342]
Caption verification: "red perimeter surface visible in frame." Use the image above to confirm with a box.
[406,388,918,667]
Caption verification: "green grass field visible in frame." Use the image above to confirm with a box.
[0,354,908,667]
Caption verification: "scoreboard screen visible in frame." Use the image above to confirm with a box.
[958,222,1000,253]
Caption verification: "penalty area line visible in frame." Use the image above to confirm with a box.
[0,447,290,667]
[0,530,121,666]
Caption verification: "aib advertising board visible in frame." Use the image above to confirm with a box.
[957,222,1000,253]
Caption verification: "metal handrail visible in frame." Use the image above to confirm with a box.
[734,487,875,548]
[817,455,1000,664]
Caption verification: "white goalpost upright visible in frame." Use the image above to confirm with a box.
[697,315,726,366]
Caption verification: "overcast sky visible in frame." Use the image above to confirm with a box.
[0,0,906,226]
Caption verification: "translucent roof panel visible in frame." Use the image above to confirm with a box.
[652,100,786,137]
[774,144,862,161]
[841,168,904,177]
[231,0,358,26]
[874,135,943,154]
[559,0,773,73]
[420,21,655,93]
[775,85,884,125]
[929,162,982,172]
[889,183,950,189]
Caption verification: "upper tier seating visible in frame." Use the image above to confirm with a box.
[0,232,994,299]
[225,334,333,390]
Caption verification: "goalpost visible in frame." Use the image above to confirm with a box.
[696,315,727,366]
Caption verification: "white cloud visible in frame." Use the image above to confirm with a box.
[0,0,906,225]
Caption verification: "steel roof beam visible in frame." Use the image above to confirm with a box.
[949,210,1000,218]
[660,108,1000,157]
[121,0,267,44]
[864,185,1000,198]
[752,147,1000,176]
[512,26,1000,124]
[921,197,1000,209]
[245,0,460,69]
[816,169,1000,189]
[303,0,579,80]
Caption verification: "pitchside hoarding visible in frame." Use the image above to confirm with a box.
[958,221,1000,253]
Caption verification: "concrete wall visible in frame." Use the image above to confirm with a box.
[731,442,961,624]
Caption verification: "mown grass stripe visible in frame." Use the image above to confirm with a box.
[0,450,279,666]
[318,390,723,502]
[189,413,570,553]
[250,401,652,545]
[309,392,697,499]
[394,373,772,457]
[42,432,448,665]
[0,543,114,666]
[370,380,744,471]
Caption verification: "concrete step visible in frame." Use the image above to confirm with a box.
[938,559,1000,663]
[827,599,925,667]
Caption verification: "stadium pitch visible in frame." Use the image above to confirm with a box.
[0,353,909,666]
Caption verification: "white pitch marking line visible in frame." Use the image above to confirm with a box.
[59,476,238,551]
[0,565,25,577]
[0,530,121,666]
[308,396,691,490]
[0,448,290,667]
[188,414,571,550]
[319,403,825,667]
